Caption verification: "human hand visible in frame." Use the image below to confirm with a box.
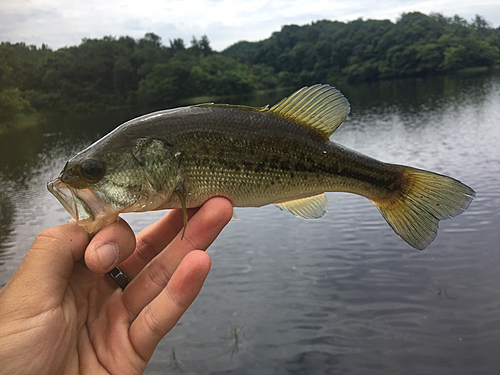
[0,197,233,375]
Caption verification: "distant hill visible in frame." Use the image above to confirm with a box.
[1,12,499,116]
[223,13,500,86]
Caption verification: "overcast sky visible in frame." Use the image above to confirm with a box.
[1,0,499,51]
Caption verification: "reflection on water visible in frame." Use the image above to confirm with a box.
[0,196,15,270]
[1,74,500,374]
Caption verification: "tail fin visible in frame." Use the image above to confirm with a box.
[372,166,475,250]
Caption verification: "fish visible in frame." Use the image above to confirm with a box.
[47,84,475,249]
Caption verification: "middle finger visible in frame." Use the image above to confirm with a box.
[118,206,200,279]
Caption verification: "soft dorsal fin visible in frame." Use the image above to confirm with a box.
[274,193,328,219]
[268,84,350,139]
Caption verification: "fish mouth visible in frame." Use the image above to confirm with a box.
[47,177,107,226]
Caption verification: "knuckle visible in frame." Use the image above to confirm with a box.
[142,305,165,336]
[135,237,158,263]
[33,227,68,251]
[145,258,172,289]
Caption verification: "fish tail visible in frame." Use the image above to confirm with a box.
[371,166,475,250]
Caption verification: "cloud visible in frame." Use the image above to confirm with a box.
[1,0,499,51]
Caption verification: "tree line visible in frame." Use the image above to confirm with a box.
[1,12,499,118]
[225,12,499,86]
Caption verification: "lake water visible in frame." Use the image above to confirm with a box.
[1,74,500,374]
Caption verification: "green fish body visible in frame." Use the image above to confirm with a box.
[48,85,475,249]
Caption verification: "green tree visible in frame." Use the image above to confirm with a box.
[0,87,34,119]
[442,45,467,70]
[169,38,185,52]
[0,44,35,118]
[134,33,169,79]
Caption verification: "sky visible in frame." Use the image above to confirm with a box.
[1,0,499,51]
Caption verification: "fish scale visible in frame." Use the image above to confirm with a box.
[171,111,396,208]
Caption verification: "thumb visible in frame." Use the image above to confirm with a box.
[12,221,90,301]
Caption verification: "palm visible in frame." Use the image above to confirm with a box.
[71,263,146,374]
[28,265,144,374]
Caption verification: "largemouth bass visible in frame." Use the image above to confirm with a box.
[48,85,475,249]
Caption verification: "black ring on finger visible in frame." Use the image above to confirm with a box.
[108,266,131,290]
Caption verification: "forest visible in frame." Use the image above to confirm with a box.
[1,12,499,119]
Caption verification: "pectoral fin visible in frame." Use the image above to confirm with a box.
[174,178,188,239]
[274,193,328,219]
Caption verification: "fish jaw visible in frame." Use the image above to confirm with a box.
[47,177,119,235]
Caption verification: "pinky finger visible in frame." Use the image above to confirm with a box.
[129,250,211,361]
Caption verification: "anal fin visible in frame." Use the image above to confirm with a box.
[274,193,328,219]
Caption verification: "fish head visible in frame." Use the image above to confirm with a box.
[48,136,182,235]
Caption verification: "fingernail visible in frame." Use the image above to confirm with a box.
[96,243,119,270]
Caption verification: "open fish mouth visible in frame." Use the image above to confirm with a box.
[47,177,104,224]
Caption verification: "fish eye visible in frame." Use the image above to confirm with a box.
[80,159,105,183]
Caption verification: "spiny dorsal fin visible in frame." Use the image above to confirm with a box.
[268,84,350,139]
[274,193,328,219]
